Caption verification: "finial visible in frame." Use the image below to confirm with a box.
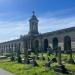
[32,11,35,15]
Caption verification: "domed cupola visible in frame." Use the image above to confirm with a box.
[29,11,38,22]
[28,11,39,35]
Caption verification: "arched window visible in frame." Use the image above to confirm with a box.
[35,40,39,50]
[53,37,58,50]
[44,39,48,51]
[64,36,71,50]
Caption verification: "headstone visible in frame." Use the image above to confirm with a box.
[45,57,51,71]
[47,47,52,56]
[54,47,68,74]
[34,49,39,60]
[24,48,30,64]
[21,38,30,64]
[10,55,15,61]
[54,49,58,57]
[16,45,22,63]
[31,57,38,67]
[66,49,75,64]
[41,53,45,60]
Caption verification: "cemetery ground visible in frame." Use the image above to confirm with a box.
[0,53,75,75]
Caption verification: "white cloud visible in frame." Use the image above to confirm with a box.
[0,9,75,42]
[0,20,29,42]
[38,16,75,33]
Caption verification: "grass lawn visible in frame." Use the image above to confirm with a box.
[0,53,75,75]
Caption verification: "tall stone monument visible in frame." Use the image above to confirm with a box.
[54,47,68,74]
[21,36,30,64]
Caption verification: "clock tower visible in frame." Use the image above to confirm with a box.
[28,11,39,35]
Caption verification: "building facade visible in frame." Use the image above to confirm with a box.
[0,12,75,54]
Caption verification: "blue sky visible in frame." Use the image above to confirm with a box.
[0,0,75,42]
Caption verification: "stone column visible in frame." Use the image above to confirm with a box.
[57,47,62,65]
[39,35,43,53]
[24,40,29,63]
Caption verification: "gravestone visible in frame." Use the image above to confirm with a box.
[66,49,75,64]
[41,53,45,60]
[34,49,39,60]
[45,57,51,71]
[24,48,30,64]
[16,45,22,63]
[47,47,52,56]
[54,47,68,74]
[31,57,38,67]
[54,49,58,57]
[21,37,30,64]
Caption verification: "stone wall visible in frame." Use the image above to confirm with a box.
[0,27,75,53]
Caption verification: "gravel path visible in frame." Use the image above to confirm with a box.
[0,68,15,75]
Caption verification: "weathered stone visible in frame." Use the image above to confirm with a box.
[54,47,68,74]
[66,50,75,64]
[47,47,52,56]
[54,65,68,74]
[10,56,15,61]
[24,58,30,64]
[31,60,38,67]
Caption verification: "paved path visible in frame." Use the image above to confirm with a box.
[0,68,15,75]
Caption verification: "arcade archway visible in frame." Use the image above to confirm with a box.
[35,40,39,50]
[64,36,71,50]
[53,37,58,50]
[44,39,48,51]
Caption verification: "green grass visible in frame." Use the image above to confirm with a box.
[0,53,75,75]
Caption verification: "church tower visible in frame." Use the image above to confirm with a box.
[28,11,39,35]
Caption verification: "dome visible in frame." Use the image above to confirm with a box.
[29,11,38,22]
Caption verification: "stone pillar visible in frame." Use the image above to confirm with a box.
[29,39,31,49]
[57,47,62,65]
[18,43,20,53]
[13,44,15,52]
[11,44,14,55]
[39,35,43,52]
[8,44,10,53]
[11,44,13,52]
[4,45,5,53]
[5,45,6,53]
[29,37,33,52]
[16,44,20,57]
[24,40,28,63]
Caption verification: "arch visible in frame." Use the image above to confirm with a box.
[64,36,71,50]
[44,39,48,51]
[53,37,58,50]
[34,40,39,50]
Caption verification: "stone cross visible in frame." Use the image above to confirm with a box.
[32,11,35,15]
[67,49,75,64]
[57,47,62,65]
[15,44,21,62]
[69,49,72,59]
[54,47,68,74]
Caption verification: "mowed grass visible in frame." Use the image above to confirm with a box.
[0,54,75,75]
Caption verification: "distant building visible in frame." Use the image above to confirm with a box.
[0,12,75,54]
